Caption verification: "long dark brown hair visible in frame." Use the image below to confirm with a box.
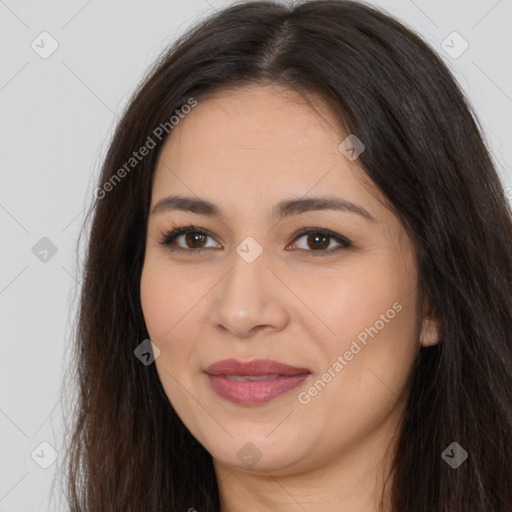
[61,1,512,510]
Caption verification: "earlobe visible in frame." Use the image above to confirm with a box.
[419,297,441,347]
[419,316,440,347]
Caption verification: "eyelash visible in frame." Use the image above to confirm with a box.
[157,224,352,257]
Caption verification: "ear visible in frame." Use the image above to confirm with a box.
[419,297,441,347]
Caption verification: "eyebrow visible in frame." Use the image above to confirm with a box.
[151,195,376,222]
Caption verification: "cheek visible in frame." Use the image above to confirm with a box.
[310,264,419,374]
[140,265,172,340]
[140,262,201,409]
[140,260,207,366]
[140,261,193,350]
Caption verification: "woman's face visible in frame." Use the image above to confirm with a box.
[140,84,433,476]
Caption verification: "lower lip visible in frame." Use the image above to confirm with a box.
[206,374,310,405]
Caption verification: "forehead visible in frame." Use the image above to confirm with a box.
[161,86,341,157]
[152,85,370,200]
[150,85,396,229]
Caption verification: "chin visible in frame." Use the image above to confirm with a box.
[204,431,308,474]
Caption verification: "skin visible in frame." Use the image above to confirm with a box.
[140,84,440,512]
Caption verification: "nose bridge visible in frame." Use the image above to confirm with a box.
[211,241,288,336]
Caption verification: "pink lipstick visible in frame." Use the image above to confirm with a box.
[203,358,311,406]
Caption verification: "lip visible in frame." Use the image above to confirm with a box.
[204,358,311,406]
[204,358,311,377]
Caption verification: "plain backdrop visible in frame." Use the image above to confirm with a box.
[0,0,511,510]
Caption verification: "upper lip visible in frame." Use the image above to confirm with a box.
[204,358,311,377]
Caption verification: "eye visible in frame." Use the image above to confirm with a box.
[287,227,352,256]
[158,225,221,252]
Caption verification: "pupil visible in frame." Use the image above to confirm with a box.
[308,233,329,250]
[186,232,206,248]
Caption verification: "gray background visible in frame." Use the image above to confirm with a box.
[1,0,511,510]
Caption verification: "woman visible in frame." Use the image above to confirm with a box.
[62,1,512,510]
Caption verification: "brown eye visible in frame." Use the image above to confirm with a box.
[289,228,351,255]
[305,233,330,250]
[159,226,221,251]
[184,232,208,248]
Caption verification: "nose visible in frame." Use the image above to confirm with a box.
[210,250,289,339]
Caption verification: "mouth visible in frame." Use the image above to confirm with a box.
[203,358,311,405]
